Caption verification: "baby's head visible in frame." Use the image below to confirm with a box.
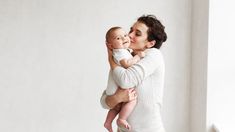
[106,27,130,49]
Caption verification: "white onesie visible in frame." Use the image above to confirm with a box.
[105,49,133,95]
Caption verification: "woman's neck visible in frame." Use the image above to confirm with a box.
[132,49,145,55]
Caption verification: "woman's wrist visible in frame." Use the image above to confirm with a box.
[113,93,121,104]
[105,94,120,109]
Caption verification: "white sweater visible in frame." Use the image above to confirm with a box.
[100,48,165,132]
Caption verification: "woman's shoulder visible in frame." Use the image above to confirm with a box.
[144,48,164,63]
[145,48,162,56]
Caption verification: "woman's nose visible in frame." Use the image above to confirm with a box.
[128,32,134,39]
[128,32,133,39]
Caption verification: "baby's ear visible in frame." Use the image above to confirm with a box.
[106,43,113,49]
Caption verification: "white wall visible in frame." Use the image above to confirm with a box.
[190,0,209,132]
[190,0,235,131]
[162,0,192,132]
[0,0,192,132]
[207,0,235,131]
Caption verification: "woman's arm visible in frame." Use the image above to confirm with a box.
[112,49,164,88]
[100,88,137,109]
[108,51,142,89]
[119,53,143,69]
[100,91,119,109]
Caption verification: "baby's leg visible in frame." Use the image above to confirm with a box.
[104,104,122,132]
[117,99,137,130]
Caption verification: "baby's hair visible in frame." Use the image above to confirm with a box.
[105,26,121,43]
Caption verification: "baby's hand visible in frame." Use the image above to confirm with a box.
[137,51,145,58]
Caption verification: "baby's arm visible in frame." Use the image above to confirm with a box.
[120,51,145,69]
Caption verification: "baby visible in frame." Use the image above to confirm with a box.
[104,26,145,132]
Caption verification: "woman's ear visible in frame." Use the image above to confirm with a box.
[146,40,156,48]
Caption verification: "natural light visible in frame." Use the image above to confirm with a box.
[207,0,235,131]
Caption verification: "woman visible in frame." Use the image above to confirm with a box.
[101,15,167,132]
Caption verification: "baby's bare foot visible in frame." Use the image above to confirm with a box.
[117,119,131,131]
[104,122,113,132]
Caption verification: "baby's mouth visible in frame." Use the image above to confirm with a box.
[123,41,129,44]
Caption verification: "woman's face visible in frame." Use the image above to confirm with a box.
[128,21,151,52]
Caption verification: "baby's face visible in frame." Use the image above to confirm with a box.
[109,28,130,49]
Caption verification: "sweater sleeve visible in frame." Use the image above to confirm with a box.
[100,90,111,109]
[112,49,163,88]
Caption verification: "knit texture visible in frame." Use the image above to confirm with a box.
[101,48,165,132]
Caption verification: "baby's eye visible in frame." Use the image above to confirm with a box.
[116,37,120,40]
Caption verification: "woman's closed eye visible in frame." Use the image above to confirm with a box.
[135,30,142,36]
[129,29,141,37]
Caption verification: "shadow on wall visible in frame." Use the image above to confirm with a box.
[209,124,219,132]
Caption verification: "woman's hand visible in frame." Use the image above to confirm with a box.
[115,87,137,102]
[105,87,137,109]
[137,51,146,58]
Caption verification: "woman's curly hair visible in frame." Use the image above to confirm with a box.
[138,15,167,49]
